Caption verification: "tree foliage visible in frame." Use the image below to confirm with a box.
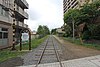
[64,9,81,25]
[64,0,100,40]
[43,26,50,35]
[37,25,50,38]
[51,29,57,35]
[80,1,100,24]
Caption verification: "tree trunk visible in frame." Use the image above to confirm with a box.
[78,32,83,45]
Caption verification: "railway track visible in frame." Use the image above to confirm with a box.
[35,36,63,67]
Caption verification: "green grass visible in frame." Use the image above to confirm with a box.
[0,36,48,63]
[0,50,26,63]
[16,35,48,50]
[83,43,100,50]
[63,37,100,50]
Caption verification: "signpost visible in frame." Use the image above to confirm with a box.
[22,33,29,42]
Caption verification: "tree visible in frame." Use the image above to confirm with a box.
[51,29,57,35]
[64,0,100,43]
[37,25,50,38]
[80,0,100,40]
[37,25,44,38]
[64,9,83,41]
[43,26,50,35]
[64,24,71,37]
[80,1,100,24]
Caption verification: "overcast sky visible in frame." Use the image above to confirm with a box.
[25,0,64,31]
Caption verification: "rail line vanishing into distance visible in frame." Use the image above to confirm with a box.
[35,35,63,67]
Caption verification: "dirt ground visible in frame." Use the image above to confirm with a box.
[0,57,23,67]
[54,36,100,61]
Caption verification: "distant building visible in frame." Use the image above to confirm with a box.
[0,0,29,49]
[31,31,37,39]
[63,0,93,13]
[56,27,65,37]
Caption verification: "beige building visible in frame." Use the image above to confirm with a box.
[56,27,65,37]
[63,0,93,13]
[0,0,29,49]
[31,31,38,39]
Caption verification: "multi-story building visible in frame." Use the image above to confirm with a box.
[0,0,13,49]
[63,0,93,13]
[0,0,29,49]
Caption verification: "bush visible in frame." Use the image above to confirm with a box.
[82,30,91,40]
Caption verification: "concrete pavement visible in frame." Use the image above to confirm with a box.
[19,55,100,67]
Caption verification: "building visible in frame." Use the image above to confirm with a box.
[56,27,65,37]
[31,31,38,39]
[63,0,93,13]
[0,0,13,49]
[0,0,29,49]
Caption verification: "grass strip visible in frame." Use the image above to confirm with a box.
[63,37,100,50]
[0,36,48,63]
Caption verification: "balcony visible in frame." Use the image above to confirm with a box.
[23,24,28,28]
[15,5,28,19]
[19,21,23,27]
[15,21,28,28]
[0,15,11,24]
[15,0,29,9]
[15,21,23,27]
[0,0,14,11]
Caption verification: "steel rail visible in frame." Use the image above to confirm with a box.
[52,36,63,67]
[35,35,63,67]
[35,37,49,67]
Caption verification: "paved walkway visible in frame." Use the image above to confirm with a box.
[19,55,100,67]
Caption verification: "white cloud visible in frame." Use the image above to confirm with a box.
[26,0,64,31]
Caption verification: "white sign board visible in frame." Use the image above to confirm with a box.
[22,33,29,41]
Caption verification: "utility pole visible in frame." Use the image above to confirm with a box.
[72,20,75,42]
[71,13,75,42]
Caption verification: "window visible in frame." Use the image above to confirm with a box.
[0,28,1,31]
[0,5,9,17]
[0,6,3,15]
[3,33,8,38]
[0,27,8,46]
[5,11,9,17]
[0,6,2,15]
[2,28,8,31]
[0,28,8,39]
[0,32,2,39]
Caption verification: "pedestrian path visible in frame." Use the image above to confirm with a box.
[19,55,100,67]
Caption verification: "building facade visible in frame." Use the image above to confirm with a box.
[56,27,65,37]
[0,0,29,49]
[63,0,93,13]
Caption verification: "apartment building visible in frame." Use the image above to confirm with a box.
[63,0,93,13]
[0,0,29,49]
